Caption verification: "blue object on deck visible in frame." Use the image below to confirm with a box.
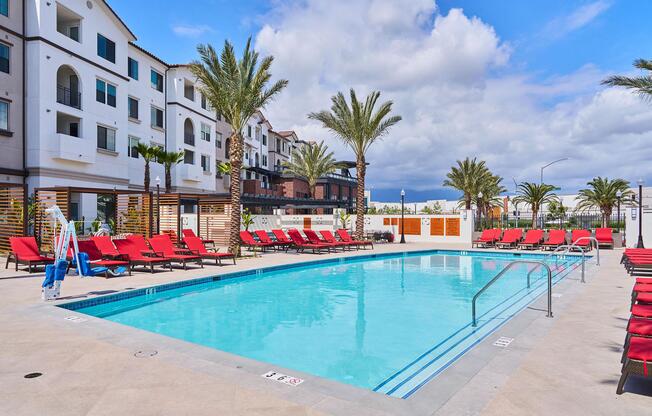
[77,253,109,277]
[43,260,68,287]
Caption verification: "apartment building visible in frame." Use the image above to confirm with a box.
[0,0,24,184]
[12,0,356,221]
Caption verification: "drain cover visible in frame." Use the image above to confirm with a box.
[134,350,158,358]
[493,337,514,348]
[24,372,43,379]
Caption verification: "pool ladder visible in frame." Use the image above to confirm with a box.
[471,240,600,327]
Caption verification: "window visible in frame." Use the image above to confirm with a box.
[0,101,8,131]
[247,125,251,138]
[262,155,268,167]
[215,132,222,148]
[184,79,194,101]
[128,136,139,158]
[97,125,116,151]
[56,4,81,41]
[201,154,210,172]
[97,34,116,63]
[151,106,164,128]
[262,134,267,146]
[0,43,9,74]
[200,123,211,142]
[152,143,164,162]
[184,149,194,164]
[216,112,222,121]
[151,69,163,92]
[128,97,138,119]
[0,0,7,17]
[276,138,281,151]
[200,94,207,110]
[128,58,138,80]
[96,79,116,107]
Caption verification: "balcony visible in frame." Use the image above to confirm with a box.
[184,133,195,146]
[55,133,95,164]
[57,85,81,109]
[180,164,202,182]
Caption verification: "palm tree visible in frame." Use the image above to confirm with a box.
[308,89,402,239]
[190,38,288,255]
[602,59,652,101]
[158,150,185,193]
[473,174,507,228]
[575,177,633,227]
[443,157,492,210]
[135,143,161,192]
[283,141,341,198]
[512,182,559,228]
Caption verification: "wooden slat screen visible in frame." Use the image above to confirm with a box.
[398,218,421,235]
[446,218,460,236]
[35,189,69,252]
[430,218,445,236]
[198,199,230,247]
[0,184,26,253]
[158,194,180,243]
[303,217,312,229]
[116,193,152,237]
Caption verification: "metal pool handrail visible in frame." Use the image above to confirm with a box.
[570,236,600,266]
[472,260,552,327]
[548,244,587,283]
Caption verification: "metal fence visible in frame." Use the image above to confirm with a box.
[475,211,626,232]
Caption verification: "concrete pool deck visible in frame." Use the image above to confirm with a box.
[0,243,650,415]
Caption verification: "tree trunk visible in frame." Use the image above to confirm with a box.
[602,207,612,228]
[531,209,537,229]
[355,156,366,240]
[465,195,471,210]
[228,133,243,256]
[144,160,150,192]
[165,164,172,193]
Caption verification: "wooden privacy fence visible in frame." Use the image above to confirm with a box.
[158,193,231,246]
[0,183,27,253]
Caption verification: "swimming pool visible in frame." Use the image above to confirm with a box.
[60,250,583,398]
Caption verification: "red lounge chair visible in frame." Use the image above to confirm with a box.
[542,230,566,250]
[595,228,614,249]
[240,230,275,252]
[254,230,289,250]
[617,336,652,394]
[272,229,292,245]
[113,239,172,273]
[5,236,55,272]
[76,239,130,276]
[304,229,347,251]
[148,236,202,270]
[183,236,236,265]
[495,229,523,249]
[517,229,544,250]
[182,228,215,247]
[287,229,330,253]
[571,229,592,251]
[126,234,156,256]
[320,230,359,249]
[336,229,374,249]
[91,236,122,258]
[472,229,499,248]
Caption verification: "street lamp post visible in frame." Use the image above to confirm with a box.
[637,179,645,248]
[616,190,622,233]
[477,191,483,230]
[540,158,569,184]
[155,176,161,235]
[400,189,406,244]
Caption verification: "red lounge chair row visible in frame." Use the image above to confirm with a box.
[618,276,652,394]
[621,248,652,275]
[240,229,373,254]
[472,228,604,251]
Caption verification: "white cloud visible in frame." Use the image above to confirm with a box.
[172,24,214,38]
[254,0,652,194]
[542,0,612,40]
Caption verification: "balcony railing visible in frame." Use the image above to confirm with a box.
[184,133,195,146]
[57,85,81,109]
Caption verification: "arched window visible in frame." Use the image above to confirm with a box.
[255,153,260,167]
[56,65,81,109]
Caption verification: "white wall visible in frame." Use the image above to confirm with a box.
[625,207,652,248]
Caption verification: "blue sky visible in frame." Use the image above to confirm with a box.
[111,1,652,202]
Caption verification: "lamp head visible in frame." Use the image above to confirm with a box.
[616,190,622,198]
[155,176,161,185]
[638,178,645,186]
[400,189,405,197]
[478,191,483,198]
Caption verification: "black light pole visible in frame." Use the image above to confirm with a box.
[637,179,645,248]
[155,176,161,235]
[400,189,406,244]
[616,190,622,233]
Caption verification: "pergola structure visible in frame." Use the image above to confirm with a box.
[34,187,153,250]
[157,193,231,246]
[0,183,28,253]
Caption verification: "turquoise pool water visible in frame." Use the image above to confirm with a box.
[62,250,582,398]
